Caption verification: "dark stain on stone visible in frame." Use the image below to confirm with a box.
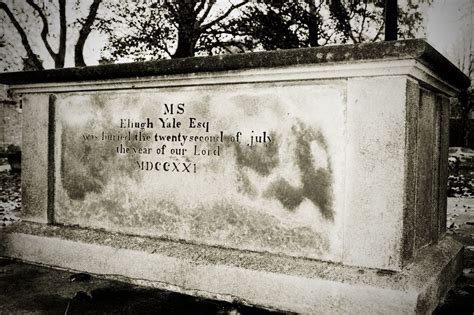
[100,200,127,221]
[263,121,334,220]
[264,178,303,210]
[187,201,329,255]
[295,124,333,220]
[61,126,105,201]
[61,174,103,201]
[60,105,145,201]
[294,122,334,220]
[233,135,279,176]
[236,169,258,198]
[91,93,107,109]
[139,200,180,229]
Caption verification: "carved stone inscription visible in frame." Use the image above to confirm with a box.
[55,83,346,262]
[88,102,273,175]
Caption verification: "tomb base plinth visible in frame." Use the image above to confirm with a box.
[1,222,463,314]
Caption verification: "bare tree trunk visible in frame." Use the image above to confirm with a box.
[463,115,470,147]
[0,2,44,70]
[173,28,196,58]
[459,89,471,146]
[54,0,67,68]
[306,0,319,47]
[75,0,102,67]
[384,0,398,41]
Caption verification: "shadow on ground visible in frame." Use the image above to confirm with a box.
[434,246,474,315]
[0,258,281,315]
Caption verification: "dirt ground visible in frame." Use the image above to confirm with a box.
[434,196,474,314]
[1,161,474,314]
[0,158,20,227]
[0,258,279,314]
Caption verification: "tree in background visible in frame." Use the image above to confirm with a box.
[103,0,426,62]
[0,0,103,70]
[0,34,9,71]
[101,0,248,62]
[450,0,473,147]
[451,39,472,145]
[230,0,423,52]
[211,1,324,52]
[0,0,429,69]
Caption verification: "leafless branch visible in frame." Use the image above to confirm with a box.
[196,0,215,26]
[75,0,102,66]
[57,0,66,67]
[25,0,56,59]
[199,0,247,31]
[358,1,369,39]
[0,2,44,69]
[371,21,384,42]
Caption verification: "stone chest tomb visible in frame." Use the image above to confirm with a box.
[0,39,470,314]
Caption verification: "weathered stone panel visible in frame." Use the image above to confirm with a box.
[54,83,346,262]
